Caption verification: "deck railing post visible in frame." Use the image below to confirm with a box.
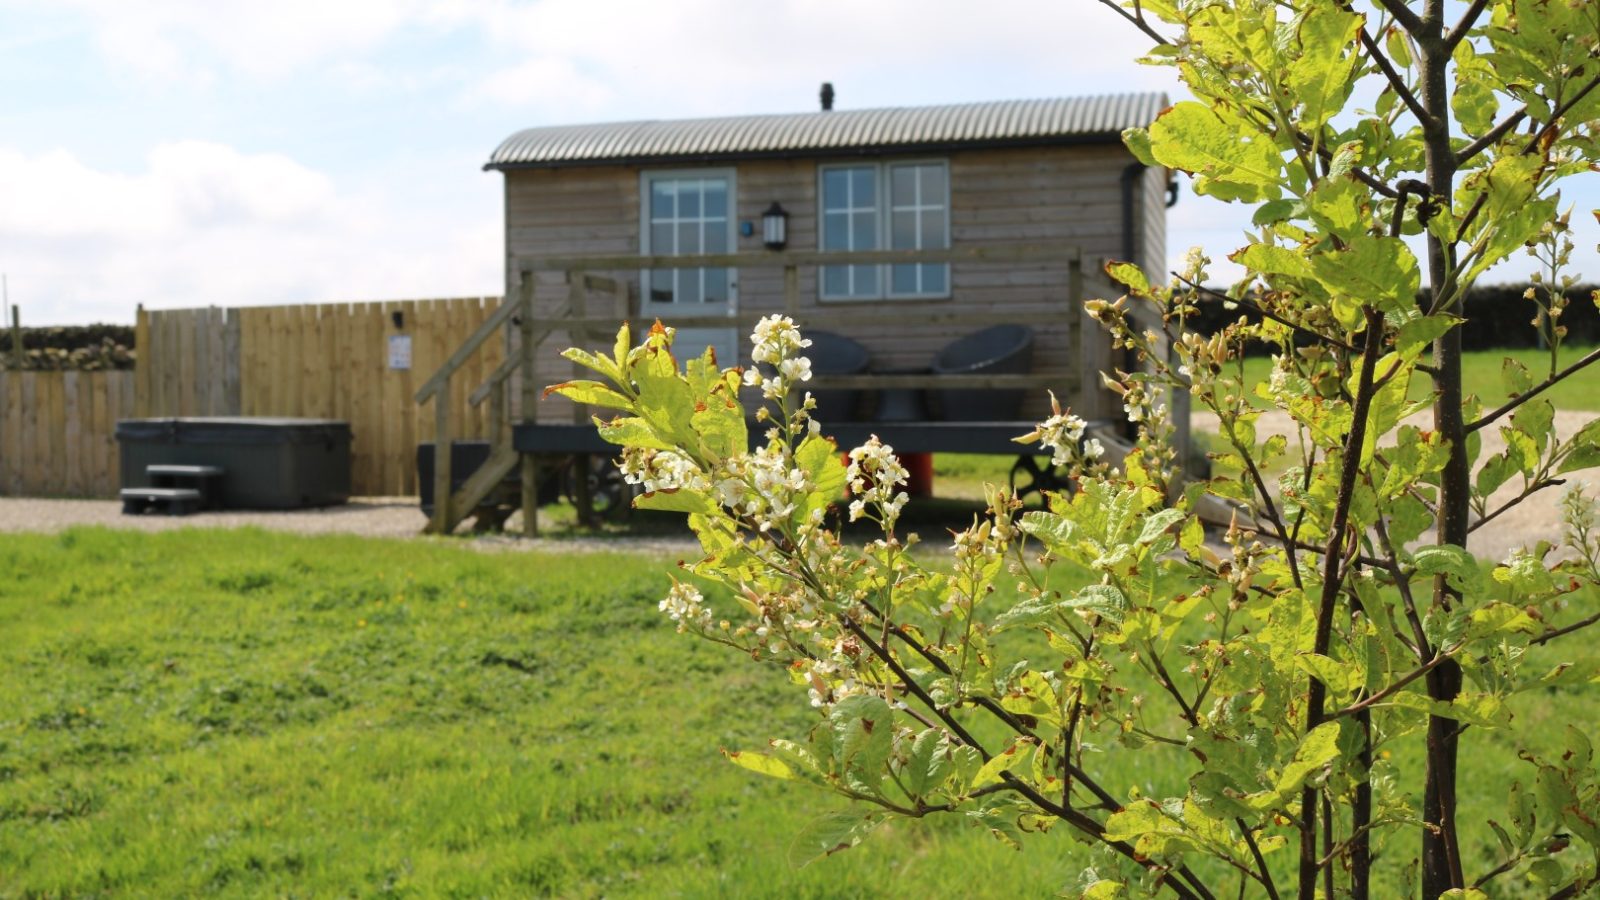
[783,264,799,316]
[518,275,539,536]
[431,384,453,534]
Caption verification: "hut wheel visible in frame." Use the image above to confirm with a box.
[562,454,636,520]
[1008,455,1074,505]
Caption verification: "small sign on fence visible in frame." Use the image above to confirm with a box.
[387,335,412,371]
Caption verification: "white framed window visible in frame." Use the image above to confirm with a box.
[819,160,949,301]
[640,169,736,308]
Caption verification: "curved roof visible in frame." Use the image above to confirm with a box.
[485,93,1166,171]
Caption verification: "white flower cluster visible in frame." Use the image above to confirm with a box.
[619,447,710,494]
[659,581,713,633]
[742,315,814,400]
[799,656,863,708]
[1036,410,1103,466]
[846,436,910,524]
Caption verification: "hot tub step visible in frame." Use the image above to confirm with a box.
[146,464,225,508]
[120,487,204,516]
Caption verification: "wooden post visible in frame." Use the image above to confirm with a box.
[431,386,452,535]
[9,304,21,369]
[518,276,539,536]
[783,265,799,316]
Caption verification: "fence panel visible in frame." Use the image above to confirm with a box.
[0,370,134,498]
[137,306,239,417]
[225,297,504,496]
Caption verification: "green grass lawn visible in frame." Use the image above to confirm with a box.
[0,528,1100,898]
[2,527,1594,897]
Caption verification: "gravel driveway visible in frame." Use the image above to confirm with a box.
[0,496,700,556]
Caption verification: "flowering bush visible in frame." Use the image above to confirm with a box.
[549,2,1600,894]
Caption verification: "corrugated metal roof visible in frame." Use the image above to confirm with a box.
[485,93,1167,170]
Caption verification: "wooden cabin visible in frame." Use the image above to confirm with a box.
[416,92,1178,533]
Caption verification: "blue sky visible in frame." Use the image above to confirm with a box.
[0,0,1594,325]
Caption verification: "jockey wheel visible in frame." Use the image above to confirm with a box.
[1008,454,1075,506]
[562,454,636,521]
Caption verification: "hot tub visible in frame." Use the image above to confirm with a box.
[116,417,351,509]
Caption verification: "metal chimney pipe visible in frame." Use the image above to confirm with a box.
[820,82,835,111]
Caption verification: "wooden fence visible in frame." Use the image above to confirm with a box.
[0,370,136,497]
[137,297,505,496]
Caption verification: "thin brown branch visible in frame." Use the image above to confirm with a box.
[1174,274,1361,353]
[1469,479,1565,535]
[1444,0,1491,53]
[1468,345,1600,434]
[1376,0,1426,34]
[1330,652,1450,719]
[1360,25,1432,125]
[1097,0,1171,46]
[1529,610,1600,647]
[1454,106,1527,165]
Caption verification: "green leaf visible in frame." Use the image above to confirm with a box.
[1288,4,1362,130]
[634,488,714,515]
[543,379,633,411]
[1148,102,1283,202]
[1557,417,1600,474]
[724,749,795,781]
[1295,653,1360,696]
[1121,127,1158,167]
[1309,235,1421,312]
[1410,545,1483,596]
[595,415,675,451]
[794,434,846,520]
[1274,721,1343,797]
[901,729,948,798]
[788,812,880,867]
[829,695,895,782]
[970,739,1033,789]
[1106,261,1151,296]
[1136,508,1186,546]
[1395,314,1462,356]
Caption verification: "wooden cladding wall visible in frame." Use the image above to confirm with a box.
[0,370,136,497]
[134,297,506,497]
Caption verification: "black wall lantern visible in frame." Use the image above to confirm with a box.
[761,202,789,250]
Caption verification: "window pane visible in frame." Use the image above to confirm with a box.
[823,212,849,250]
[891,166,917,205]
[850,168,876,206]
[823,265,848,296]
[852,264,879,296]
[702,180,726,219]
[649,269,675,303]
[922,209,947,248]
[651,181,675,220]
[822,169,850,212]
[891,210,917,250]
[678,182,701,219]
[704,267,728,303]
[921,264,948,295]
[678,269,704,304]
[921,165,947,206]
[677,221,701,254]
[891,263,917,295]
[852,212,877,249]
[704,221,728,253]
[651,222,674,254]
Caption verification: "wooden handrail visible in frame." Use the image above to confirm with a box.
[414,293,524,404]
[519,243,1082,274]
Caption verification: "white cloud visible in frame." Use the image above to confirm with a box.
[0,142,500,323]
[32,0,430,79]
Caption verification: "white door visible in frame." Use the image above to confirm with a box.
[640,170,738,366]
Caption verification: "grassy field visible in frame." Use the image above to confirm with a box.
[2,527,1595,897]
[0,528,1100,898]
[1231,343,1600,413]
